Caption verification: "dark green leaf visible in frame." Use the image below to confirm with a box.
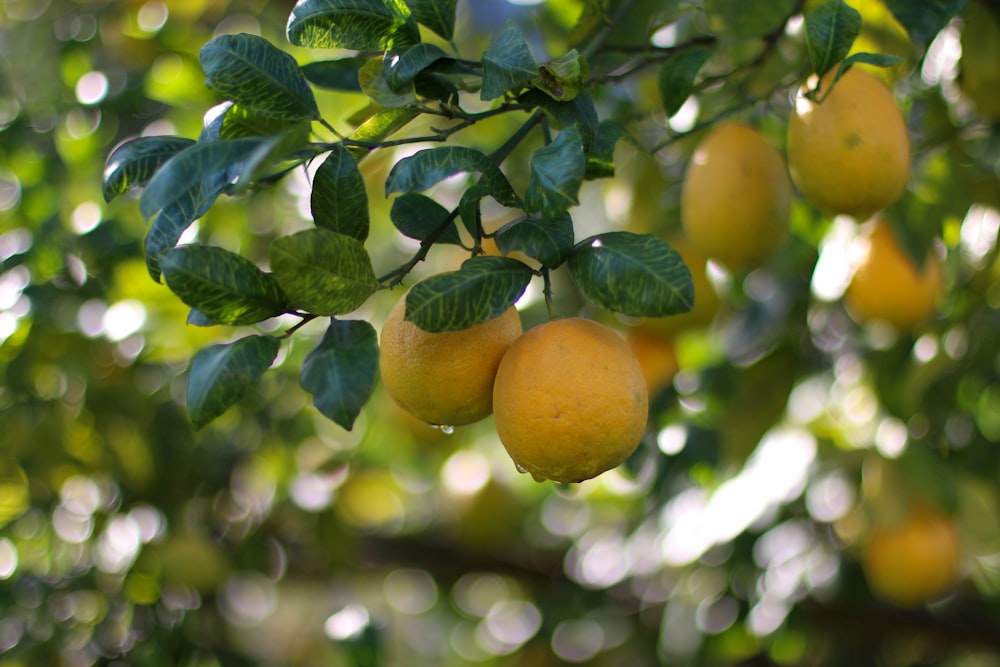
[160,245,289,326]
[312,145,370,240]
[658,47,713,117]
[214,103,307,140]
[385,43,451,89]
[199,33,319,121]
[287,0,420,51]
[839,52,904,72]
[187,335,280,428]
[358,57,417,107]
[102,136,195,202]
[404,0,456,40]
[270,228,377,315]
[521,89,599,151]
[384,146,520,207]
[585,120,631,180]
[300,319,379,430]
[390,193,463,245]
[301,57,368,91]
[494,212,574,267]
[458,183,491,239]
[568,231,693,317]
[704,0,797,40]
[481,20,537,100]
[885,0,967,44]
[533,50,589,101]
[231,127,312,189]
[145,207,203,281]
[139,137,264,221]
[804,0,862,78]
[187,309,215,327]
[404,255,533,332]
[525,125,585,216]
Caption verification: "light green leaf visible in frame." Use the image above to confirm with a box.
[481,20,537,100]
[525,125,585,216]
[384,146,520,207]
[199,33,319,121]
[358,57,417,107]
[187,335,280,428]
[390,193,463,245]
[287,0,420,51]
[404,256,533,332]
[804,0,862,78]
[311,145,370,240]
[102,136,195,202]
[568,231,693,317]
[269,228,377,315]
[346,106,420,160]
[658,47,713,117]
[160,245,289,326]
[404,0,456,41]
[494,212,575,268]
[533,49,589,101]
[585,120,631,180]
[300,319,379,430]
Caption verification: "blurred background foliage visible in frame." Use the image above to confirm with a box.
[1,0,1000,666]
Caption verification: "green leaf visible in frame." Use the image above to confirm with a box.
[533,50,589,101]
[205,102,311,141]
[270,228,377,315]
[525,125,585,216]
[658,47,713,117]
[312,145,370,240]
[404,0,456,40]
[287,0,420,51]
[840,52,904,71]
[390,193,463,245]
[187,335,280,429]
[145,208,200,281]
[481,20,537,100]
[301,57,368,91]
[160,245,289,325]
[585,120,631,180]
[568,231,693,317]
[358,57,417,107]
[300,319,379,430]
[404,255,533,332]
[346,107,419,160]
[704,0,798,40]
[458,183,490,239]
[521,89,599,151]
[494,212,575,267]
[139,137,264,221]
[885,0,967,45]
[199,33,320,121]
[103,136,195,202]
[385,43,451,89]
[804,0,862,78]
[384,146,520,207]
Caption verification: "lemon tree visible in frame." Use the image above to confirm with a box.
[3,0,1000,664]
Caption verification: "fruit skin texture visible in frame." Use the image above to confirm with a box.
[492,318,649,483]
[379,292,522,427]
[787,66,910,220]
[844,220,942,330]
[862,503,961,608]
[681,122,792,272]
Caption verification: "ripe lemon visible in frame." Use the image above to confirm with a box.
[844,219,942,330]
[861,502,961,608]
[681,122,792,272]
[787,66,910,220]
[627,328,680,397]
[379,288,522,427]
[492,318,649,483]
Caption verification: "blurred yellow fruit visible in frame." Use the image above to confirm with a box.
[681,122,792,272]
[862,502,961,608]
[493,318,648,483]
[379,285,522,427]
[787,66,910,220]
[844,220,942,330]
[627,328,680,397]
